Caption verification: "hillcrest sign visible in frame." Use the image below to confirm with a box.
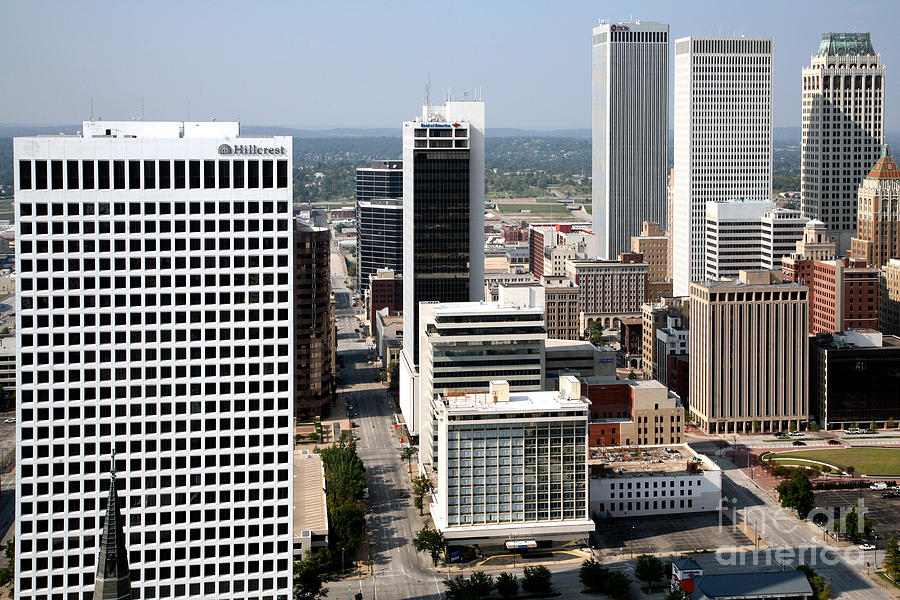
[218,144,287,156]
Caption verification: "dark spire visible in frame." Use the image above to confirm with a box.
[93,452,132,600]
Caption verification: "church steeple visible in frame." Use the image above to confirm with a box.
[93,453,132,600]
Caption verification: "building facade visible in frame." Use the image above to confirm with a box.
[14,121,294,599]
[528,223,595,279]
[631,221,668,284]
[810,330,900,430]
[801,33,885,251]
[356,198,403,293]
[640,297,689,380]
[592,21,669,259]
[565,253,649,330]
[882,259,900,335]
[705,201,807,281]
[585,379,684,447]
[690,270,808,434]
[399,100,485,436]
[851,146,900,267]
[355,159,402,203]
[430,379,593,543]
[367,268,402,327]
[672,36,774,296]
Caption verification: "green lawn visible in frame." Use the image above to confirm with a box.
[776,448,900,476]
[494,203,576,216]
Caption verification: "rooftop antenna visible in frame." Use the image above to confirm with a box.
[425,74,431,107]
[90,97,94,121]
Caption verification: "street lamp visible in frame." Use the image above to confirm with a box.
[341,547,345,576]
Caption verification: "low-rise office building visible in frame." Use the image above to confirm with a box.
[566,253,649,330]
[585,379,684,447]
[881,259,900,336]
[641,297,689,379]
[367,268,403,328]
[544,339,615,389]
[430,378,594,543]
[672,558,813,600]
[810,330,900,430]
[589,445,721,518]
[631,221,668,284]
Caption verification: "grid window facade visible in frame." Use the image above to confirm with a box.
[14,126,294,600]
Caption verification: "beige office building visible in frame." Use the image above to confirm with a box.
[882,259,900,336]
[631,221,668,283]
[690,270,809,434]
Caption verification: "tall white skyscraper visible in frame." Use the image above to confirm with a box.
[398,100,485,436]
[672,36,774,296]
[592,20,669,259]
[14,121,294,600]
[801,33,885,252]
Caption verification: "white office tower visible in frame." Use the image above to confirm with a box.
[801,33,885,252]
[592,21,669,259]
[430,378,593,543]
[705,200,808,280]
[672,37,774,296]
[399,99,485,436]
[418,294,547,467]
[14,121,294,600]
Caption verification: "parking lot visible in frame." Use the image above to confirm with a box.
[592,510,753,557]
[813,487,900,542]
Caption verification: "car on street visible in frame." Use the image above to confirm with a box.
[860,544,876,551]
[792,441,806,446]
[775,434,789,440]
[882,491,899,499]
[351,422,359,428]
[789,432,804,437]
[828,439,841,445]
[870,482,888,490]
[3,418,14,424]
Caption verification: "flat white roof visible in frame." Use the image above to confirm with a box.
[82,120,240,139]
[438,390,590,414]
[293,451,328,537]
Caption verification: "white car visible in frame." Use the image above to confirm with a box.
[859,544,876,551]
[789,432,804,437]
[3,418,14,424]
[870,482,888,490]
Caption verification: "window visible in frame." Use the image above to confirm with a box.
[128,161,141,189]
[233,161,244,188]
[262,160,274,188]
[35,160,48,189]
[204,160,215,188]
[144,161,156,189]
[174,161,186,189]
[81,160,94,190]
[51,160,64,189]
[276,160,288,188]
[248,161,259,188]
[19,161,31,189]
[67,160,79,189]
[98,160,110,189]
[159,160,171,188]
[113,160,126,189]
[218,161,230,188]
[189,161,201,188]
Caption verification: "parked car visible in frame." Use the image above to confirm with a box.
[351,422,359,428]
[775,434,789,440]
[865,428,876,434]
[870,482,888,490]
[882,491,899,499]
[789,432,804,437]
[860,544,876,551]
[792,441,806,446]
[3,418,14,424]
[828,439,842,445]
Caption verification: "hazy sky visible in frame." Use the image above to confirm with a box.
[3,0,898,129]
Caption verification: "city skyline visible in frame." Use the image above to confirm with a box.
[2,0,899,129]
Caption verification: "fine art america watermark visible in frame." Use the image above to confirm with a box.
[713,496,882,568]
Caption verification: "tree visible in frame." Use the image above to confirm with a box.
[836,506,872,540]
[628,370,637,380]
[888,417,897,429]
[411,475,432,515]
[870,420,878,432]
[496,572,519,598]
[522,566,553,594]
[400,446,417,474]
[605,570,632,600]
[330,502,365,554]
[796,565,832,600]
[443,573,493,600]
[776,471,816,518]
[789,422,798,433]
[634,554,665,592]
[847,465,856,476]
[810,421,821,433]
[293,555,327,600]
[412,526,445,566]
[579,558,609,591]
[753,420,761,433]
[884,536,900,581]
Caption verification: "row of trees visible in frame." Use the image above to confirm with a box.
[885,536,900,581]
[443,567,554,599]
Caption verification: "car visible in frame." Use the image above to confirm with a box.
[792,441,806,446]
[362,487,369,499]
[828,439,842,445]
[3,418,15,424]
[882,491,898,499]
[775,434,789,440]
[860,544,876,551]
[398,490,410,499]
[865,428,876,434]
[789,432,804,437]
[351,422,359,428]
[870,482,888,490]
